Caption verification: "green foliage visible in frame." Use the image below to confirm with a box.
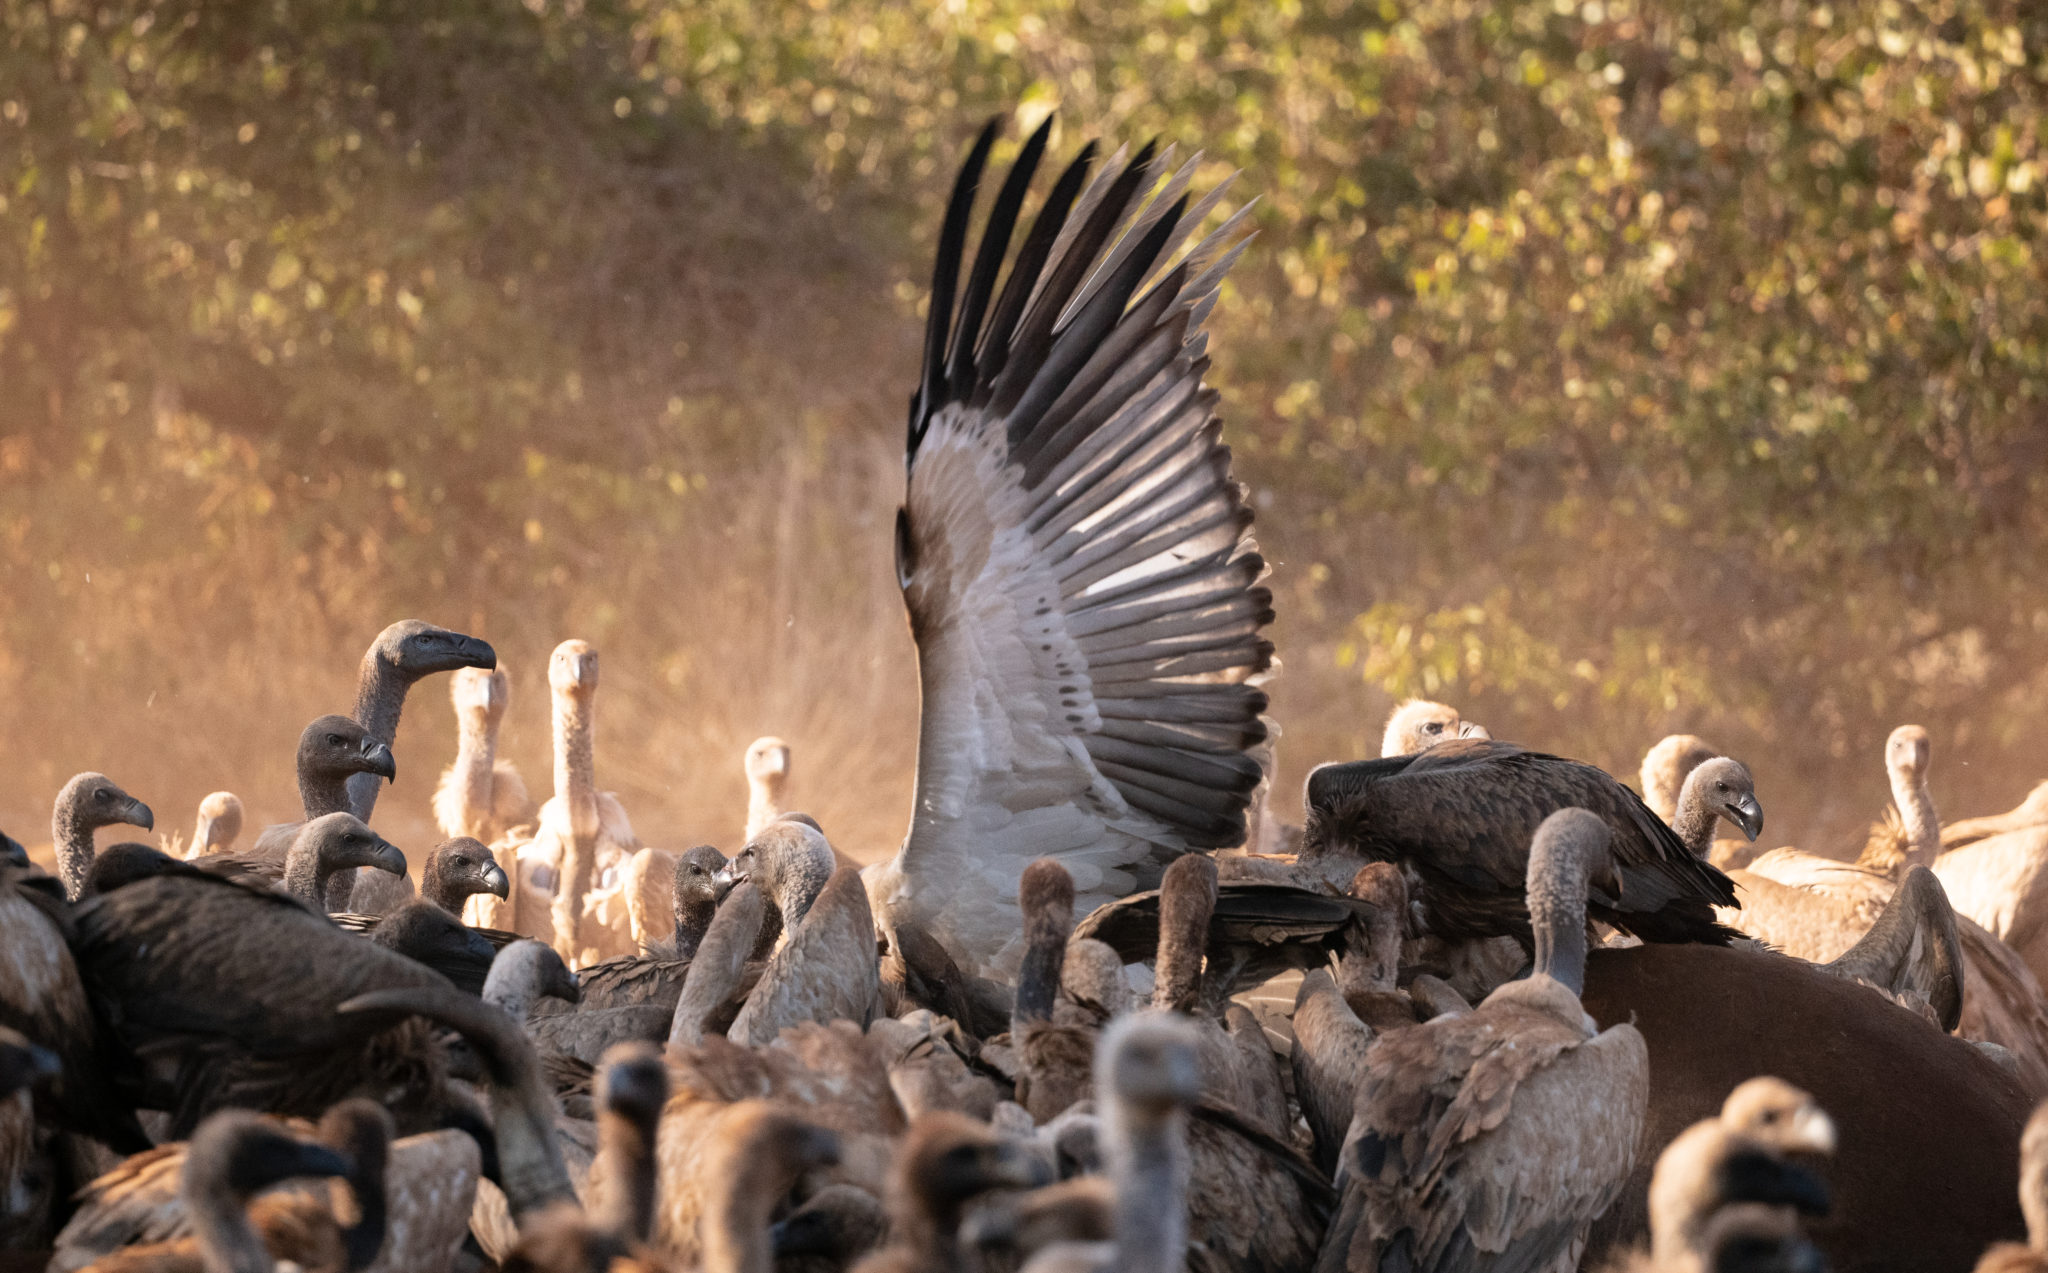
[5,0,2047,850]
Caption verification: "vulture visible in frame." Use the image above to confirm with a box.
[269,812,406,910]
[744,736,794,841]
[1667,758,1765,858]
[860,116,1272,977]
[414,837,510,916]
[847,1113,1053,1273]
[1303,739,1739,945]
[434,664,537,845]
[1975,1100,2048,1273]
[370,901,500,995]
[1329,808,1649,1273]
[1640,735,1721,825]
[186,792,244,859]
[620,842,732,957]
[1946,780,2048,851]
[245,716,399,865]
[51,773,155,902]
[727,823,881,1047]
[1380,699,1490,757]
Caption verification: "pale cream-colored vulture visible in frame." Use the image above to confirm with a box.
[66,1108,355,1273]
[846,1112,1053,1273]
[51,772,155,902]
[1598,1078,1835,1273]
[1949,780,2048,850]
[1725,726,2048,1095]
[860,118,1271,978]
[744,736,793,842]
[1380,699,1490,758]
[1975,1099,2048,1273]
[1333,808,1649,1273]
[434,664,538,845]
[1638,734,1720,825]
[727,826,881,1048]
[186,792,244,859]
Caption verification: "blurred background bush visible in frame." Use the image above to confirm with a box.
[4,0,2045,859]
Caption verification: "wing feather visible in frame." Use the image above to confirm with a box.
[878,121,1265,974]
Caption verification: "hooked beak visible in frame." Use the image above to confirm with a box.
[710,865,738,901]
[1786,1105,1837,1156]
[370,838,408,877]
[285,1141,355,1183]
[1457,722,1491,741]
[360,741,398,784]
[481,859,510,899]
[123,799,155,834]
[1725,794,1765,843]
[458,636,498,671]
[0,832,27,868]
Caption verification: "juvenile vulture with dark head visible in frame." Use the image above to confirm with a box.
[859,116,1271,977]
[247,716,399,863]
[1304,739,1739,945]
[52,773,155,902]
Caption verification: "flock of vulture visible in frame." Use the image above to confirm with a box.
[7,118,2048,1273]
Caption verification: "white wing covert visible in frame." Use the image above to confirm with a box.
[868,119,1272,975]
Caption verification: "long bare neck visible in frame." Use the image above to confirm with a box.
[1109,1107,1189,1273]
[1893,767,1940,866]
[189,1185,272,1273]
[451,708,497,834]
[299,765,356,822]
[1529,850,1591,998]
[1670,778,1717,857]
[745,777,782,842]
[282,837,335,907]
[52,801,97,901]
[673,894,719,961]
[419,853,458,914]
[592,1108,658,1244]
[1335,909,1401,1002]
[348,651,408,822]
[553,690,597,832]
[671,885,765,1046]
[699,1159,784,1273]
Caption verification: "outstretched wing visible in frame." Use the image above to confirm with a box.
[869,118,1269,975]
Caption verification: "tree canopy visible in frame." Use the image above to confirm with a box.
[4,0,2044,855]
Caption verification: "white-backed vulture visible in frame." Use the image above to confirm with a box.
[669,883,768,1049]
[1975,1100,2048,1273]
[244,717,399,874]
[1305,740,1737,945]
[1010,859,1095,1123]
[435,665,537,844]
[772,1183,890,1272]
[744,737,793,842]
[186,793,244,859]
[1578,940,2033,1271]
[1329,808,1648,1273]
[728,844,880,1047]
[341,620,496,827]
[52,773,155,901]
[1640,735,1721,825]
[1380,699,1490,757]
[1949,781,2048,850]
[860,118,1272,978]
[1668,758,1765,857]
[274,812,406,910]
[70,1109,355,1273]
[848,1112,1053,1273]
[412,836,510,916]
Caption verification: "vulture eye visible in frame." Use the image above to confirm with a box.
[1760,1109,1781,1124]
[328,735,344,746]
[1716,782,1730,794]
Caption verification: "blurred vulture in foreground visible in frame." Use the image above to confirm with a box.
[859,117,1271,976]
[1303,739,1739,945]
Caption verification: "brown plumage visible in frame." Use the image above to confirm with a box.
[418,836,509,915]
[246,716,400,865]
[1011,860,1095,1124]
[850,1113,1052,1273]
[539,845,737,1039]
[52,772,155,902]
[728,824,879,1047]
[1976,1101,2048,1273]
[882,919,1015,1041]
[369,900,500,995]
[1304,739,1738,945]
[434,665,537,844]
[1820,864,1965,1030]
[670,883,769,1048]
[1579,940,2033,1271]
[639,1090,845,1270]
[73,1109,353,1273]
[276,813,406,910]
[771,1183,889,1273]
[1329,808,1649,1273]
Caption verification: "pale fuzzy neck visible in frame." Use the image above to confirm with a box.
[1893,768,1941,867]
[745,776,784,842]
[1670,774,1718,857]
[348,650,409,823]
[1107,1107,1189,1273]
[1646,1128,1714,1267]
[1528,849,1591,998]
[283,836,336,907]
[451,707,498,836]
[52,802,97,902]
[189,1187,272,1273]
[552,691,598,836]
[1336,908,1402,1002]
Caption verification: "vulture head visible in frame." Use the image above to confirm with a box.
[548,639,599,701]
[56,772,155,837]
[298,812,407,879]
[891,1112,1054,1239]
[1680,757,1765,843]
[373,619,497,681]
[0,1026,59,1100]
[451,665,510,725]
[1097,1012,1203,1119]
[483,940,582,1018]
[1719,1077,1838,1158]
[674,844,737,912]
[428,836,509,903]
[372,901,498,994]
[192,791,244,856]
[745,736,793,790]
[83,842,182,895]
[770,1184,889,1268]
[1380,699,1486,758]
[1640,734,1720,822]
[189,1108,354,1209]
[733,819,836,923]
[1647,1077,1835,1268]
[300,714,398,787]
[317,1099,395,1271]
[1887,724,1932,784]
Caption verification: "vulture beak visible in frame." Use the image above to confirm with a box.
[0,1030,61,1096]
[1786,1104,1838,1156]
[0,833,27,868]
[764,751,789,779]
[360,741,398,784]
[458,636,498,671]
[481,859,510,899]
[282,1141,356,1184]
[710,865,738,901]
[123,799,155,834]
[369,838,408,877]
[1725,794,1765,842]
